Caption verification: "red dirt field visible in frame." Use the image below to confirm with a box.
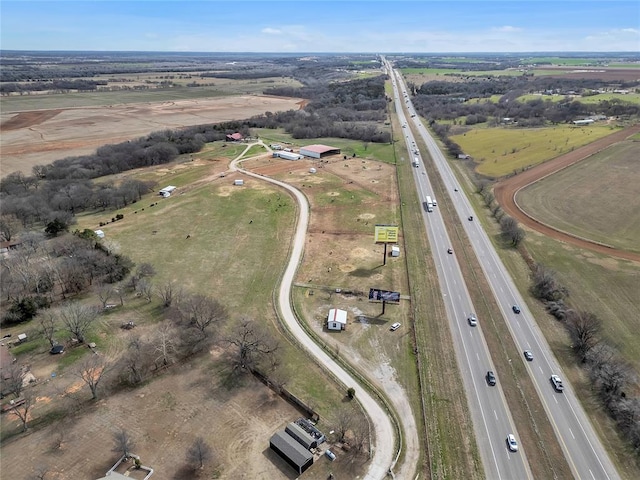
[494,124,640,263]
[0,95,303,177]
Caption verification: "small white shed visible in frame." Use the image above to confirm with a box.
[94,230,105,238]
[234,179,244,186]
[327,308,347,331]
[391,245,400,257]
[309,167,317,174]
[159,185,177,197]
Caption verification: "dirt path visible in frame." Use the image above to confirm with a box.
[231,145,417,479]
[494,124,640,263]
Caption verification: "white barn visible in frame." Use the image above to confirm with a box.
[273,151,302,161]
[327,308,347,331]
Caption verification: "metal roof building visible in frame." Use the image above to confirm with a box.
[286,422,319,449]
[299,144,341,159]
[269,431,313,474]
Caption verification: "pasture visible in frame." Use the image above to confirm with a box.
[516,139,640,253]
[449,124,620,177]
[524,230,640,376]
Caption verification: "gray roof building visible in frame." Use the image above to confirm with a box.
[286,421,318,449]
[270,430,313,474]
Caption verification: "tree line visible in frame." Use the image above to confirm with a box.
[531,265,640,458]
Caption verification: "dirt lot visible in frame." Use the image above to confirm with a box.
[0,95,303,177]
[494,124,640,263]
[0,348,360,480]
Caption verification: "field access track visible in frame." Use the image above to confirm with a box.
[494,124,640,263]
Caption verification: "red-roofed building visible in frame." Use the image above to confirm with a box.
[299,144,341,159]
[226,132,244,142]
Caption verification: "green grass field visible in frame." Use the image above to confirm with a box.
[450,124,620,177]
[578,93,640,105]
[516,140,640,253]
[524,231,640,375]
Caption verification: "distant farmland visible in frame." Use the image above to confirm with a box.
[516,139,640,253]
[450,124,620,177]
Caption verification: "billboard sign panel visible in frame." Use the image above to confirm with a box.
[374,225,399,243]
[368,288,401,303]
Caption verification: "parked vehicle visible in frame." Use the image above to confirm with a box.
[390,322,401,331]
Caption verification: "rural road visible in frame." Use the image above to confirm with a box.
[494,124,640,263]
[230,147,418,479]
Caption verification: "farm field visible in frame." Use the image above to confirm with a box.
[516,92,640,104]
[1,147,372,480]
[0,95,304,178]
[450,124,620,177]
[516,139,640,253]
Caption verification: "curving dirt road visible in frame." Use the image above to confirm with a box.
[494,124,640,263]
[230,144,420,479]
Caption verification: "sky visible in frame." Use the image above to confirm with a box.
[1,1,639,53]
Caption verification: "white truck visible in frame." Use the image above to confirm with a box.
[413,157,420,167]
[425,195,433,212]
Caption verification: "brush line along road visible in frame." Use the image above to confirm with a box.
[386,59,619,480]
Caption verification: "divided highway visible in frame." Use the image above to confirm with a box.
[386,59,620,480]
[387,62,532,480]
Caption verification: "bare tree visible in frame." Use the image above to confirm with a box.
[0,213,22,242]
[137,279,153,302]
[181,294,227,339]
[225,319,278,372]
[121,336,150,385]
[58,303,99,343]
[186,437,213,470]
[0,363,25,398]
[482,190,494,207]
[531,264,568,302]
[157,281,181,308]
[331,405,358,443]
[74,353,110,400]
[567,310,601,361]
[97,285,115,309]
[30,464,52,480]
[39,312,57,347]
[129,262,156,290]
[350,414,370,455]
[9,389,35,431]
[112,428,135,459]
[153,323,178,369]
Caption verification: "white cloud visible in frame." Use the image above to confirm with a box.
[261,27,282,35]
[492,26,522,33]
